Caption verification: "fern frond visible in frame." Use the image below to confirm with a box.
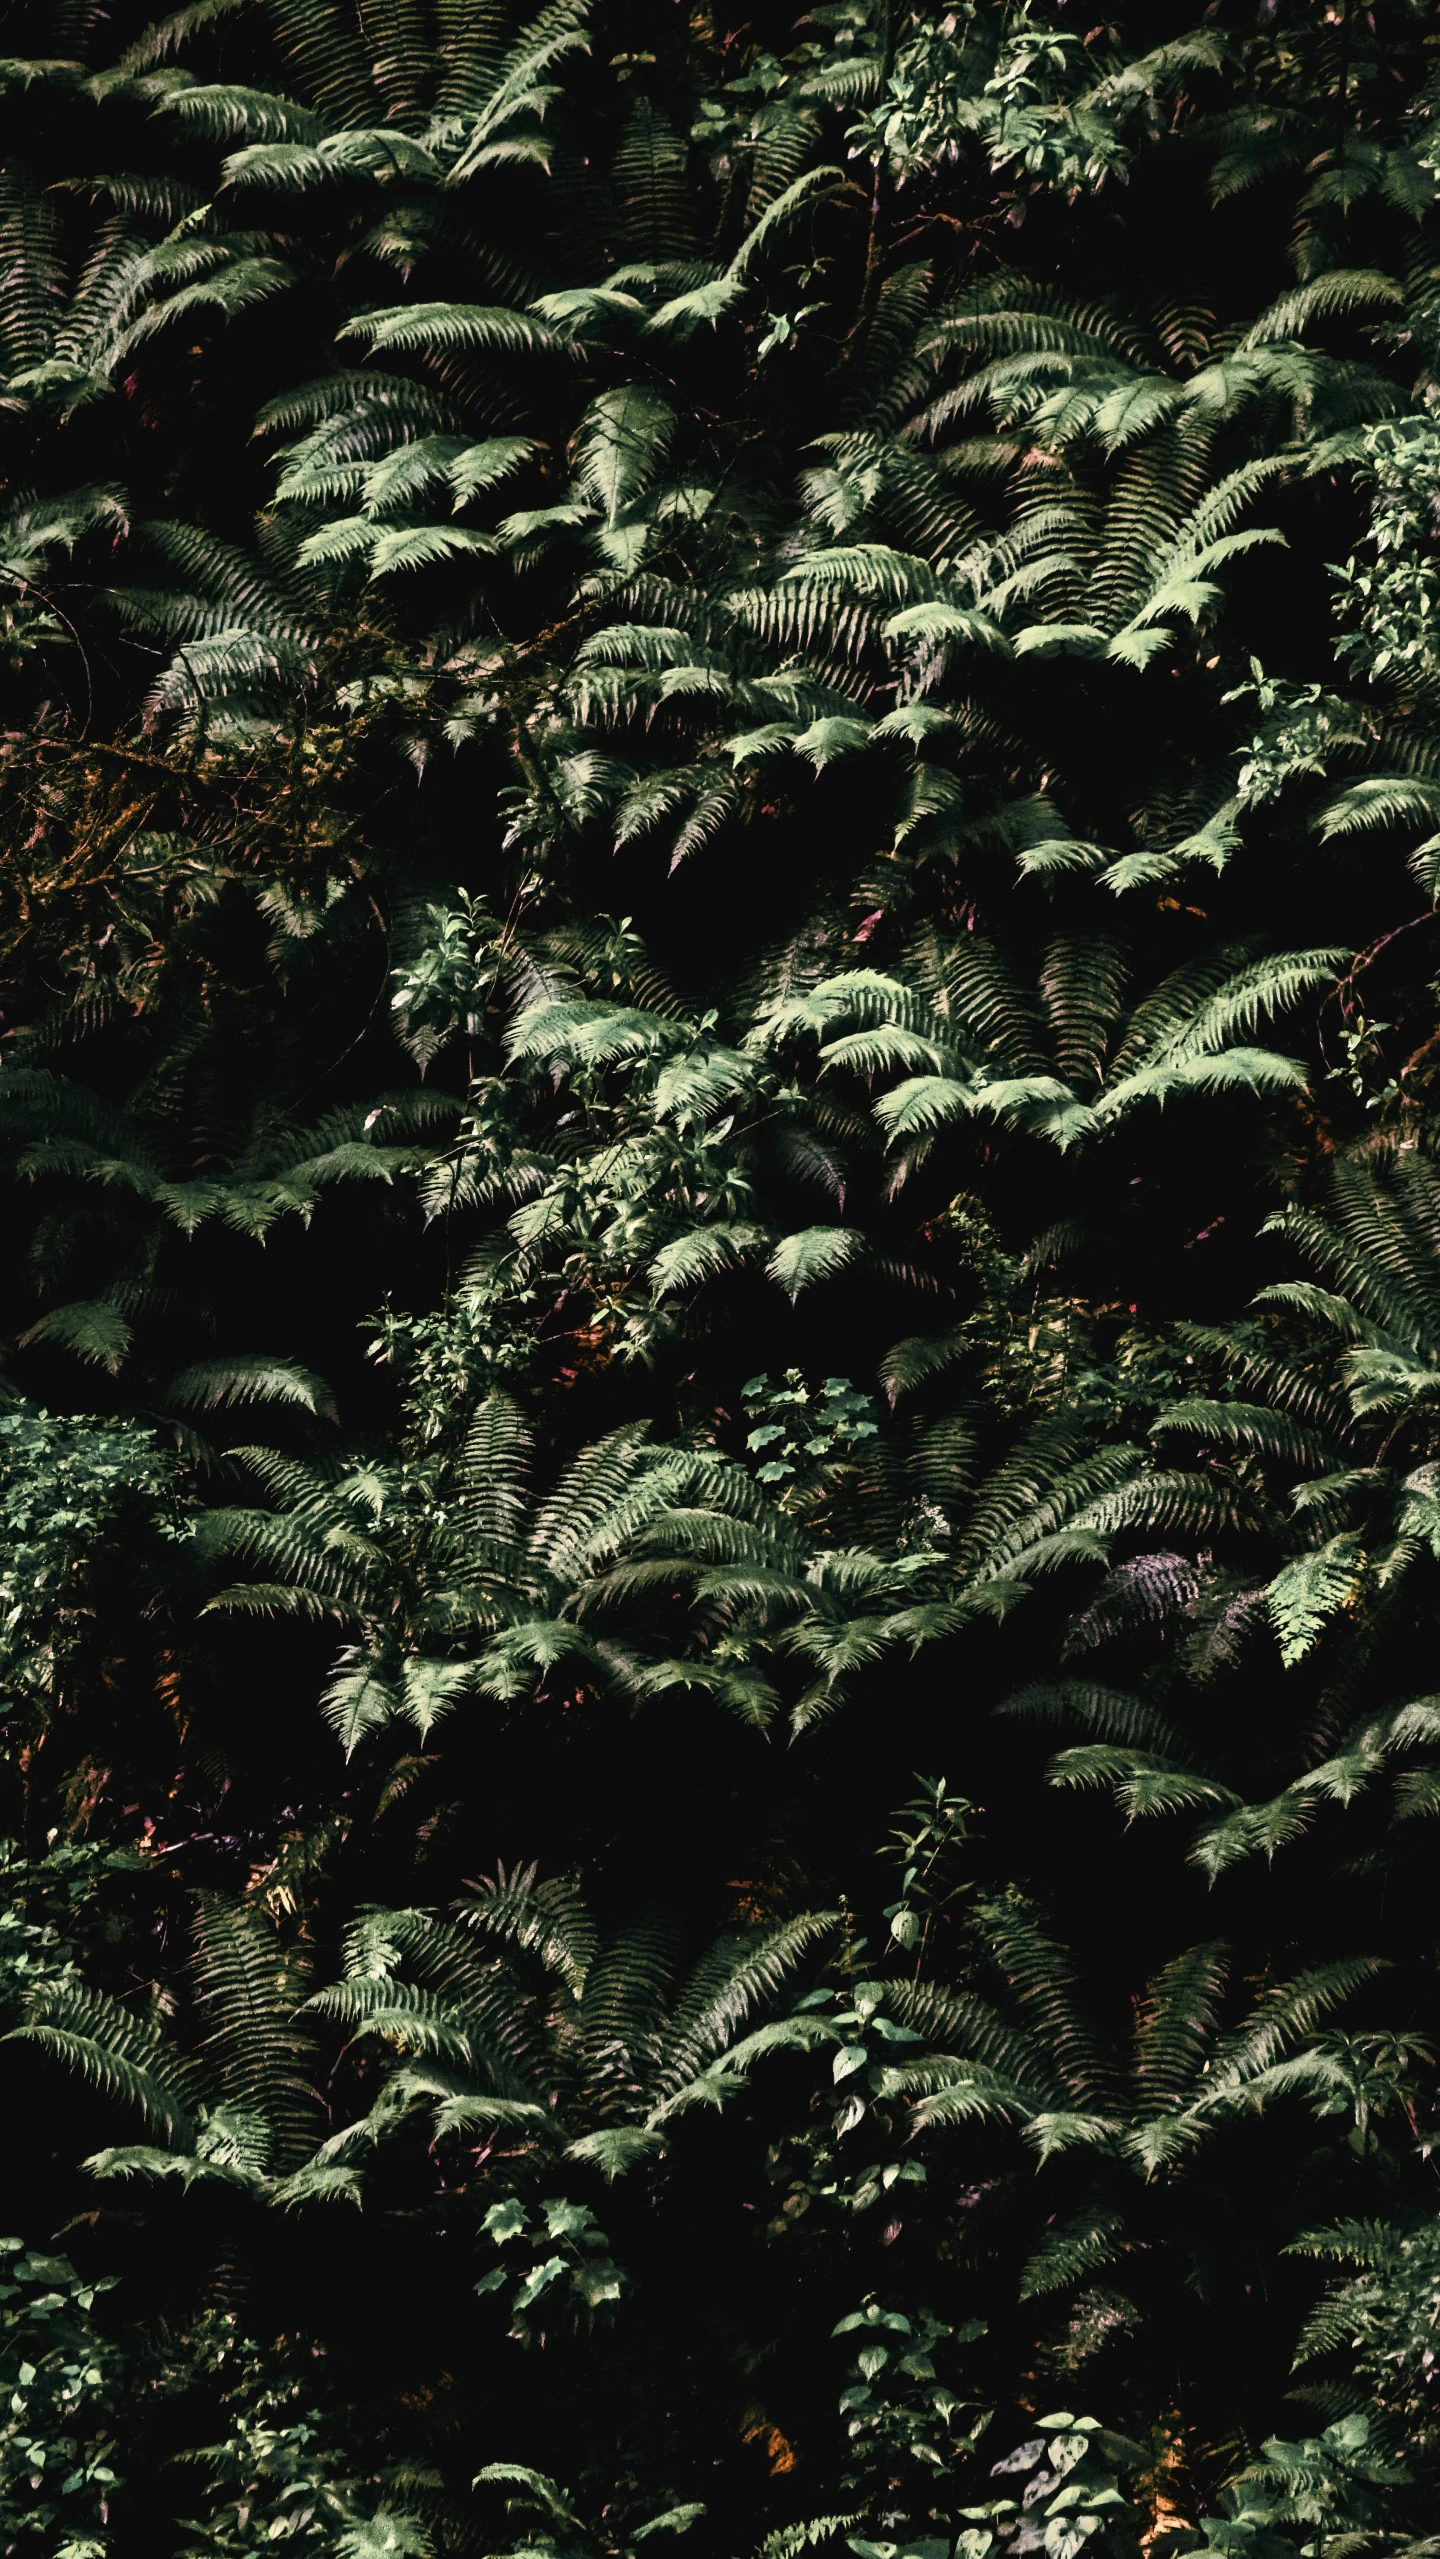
[654,1912,840,2096]
[194,1895,321,2173]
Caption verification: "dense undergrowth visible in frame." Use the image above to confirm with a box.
[5,2,1440,2553]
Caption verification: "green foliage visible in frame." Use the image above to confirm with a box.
[1331,417,1440,690]
[953,2411,1142,2559]
[4,0,1440,2554]
[0,1400,181,1713]
[476,2193,626,2343]
[171,2325,434,2559]
[473,2467,704,2559]
[882,1779,974,1960]
[12,1890,357,2205]
[833,2300,988,2506]
[309,1868,841,2181]
[742,1372,879,1504]
[0,2237,123,2554]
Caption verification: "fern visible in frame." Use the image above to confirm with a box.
[193,1895,321,2173]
